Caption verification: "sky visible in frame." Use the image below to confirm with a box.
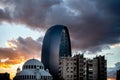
[0,0,120,79]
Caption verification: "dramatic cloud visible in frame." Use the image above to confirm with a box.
[0,0,120,52]
[0,37,41,68]
[0,0,61,28]
[108,62,120,78]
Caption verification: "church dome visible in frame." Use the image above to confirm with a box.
[14,58,52,80]
[18,69,34,76]
[39,69,52,76]
[23,59,44,70]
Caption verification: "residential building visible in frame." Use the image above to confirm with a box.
[59,54,107,80]
[59,54,86,80]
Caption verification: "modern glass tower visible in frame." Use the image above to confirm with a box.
[41,25,71,79]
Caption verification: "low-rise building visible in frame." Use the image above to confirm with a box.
[0,73,10,80]
[13,59,52,80]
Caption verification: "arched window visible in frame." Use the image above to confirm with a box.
[23,75,25,79]
[30,75,31,79]
[34,65,36,69]
[40,66,41,69]
[24,75,25,79]
[21,75,23,79]
[26,65,27,69]
[33,75,35,79]
[27,75,29,79]
[29,65,30,69]
[31,65,33,69]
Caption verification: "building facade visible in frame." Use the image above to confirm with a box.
[59,56,77,80]
[13,59,52,80]
[59,54,107,80]
[86,59,93,80]
[59,54,86,80]
[86,56,107,80]
[116,69,120,80]
[93,56,107,80]
[0,73,10,80]
[41,25,71,79]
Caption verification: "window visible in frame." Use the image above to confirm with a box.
[40,66,41,69]
[31,65,33,69]
[29,65,30,69]
[34,65,36,69]
[25,75,27,79]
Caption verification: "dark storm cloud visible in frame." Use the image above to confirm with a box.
[0,0,62,29]
[0,0,120,52]
[0,8,11,22]
[48,0,120,52]
[108,62,120,78]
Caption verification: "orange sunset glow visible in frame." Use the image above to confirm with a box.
[0,58,41,79]
[0,63,24,79]
[0,38,41,79]
[107,78,116,80]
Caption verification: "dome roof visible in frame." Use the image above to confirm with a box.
[18,69,34,76]
[39,69,52,76]
[23,59,44,69]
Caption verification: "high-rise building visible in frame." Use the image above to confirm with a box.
[86,59,93,80]
[59,54,107,80]
[75,54,86,80]
[59,54,86,80]
[93,56,107,80]
[116,69,120,80]
[0,73,10,80]
[86,56,107,80]
[41,25,71,79]
[59,56,77,80]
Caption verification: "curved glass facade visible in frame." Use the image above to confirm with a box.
[41,25,71,79]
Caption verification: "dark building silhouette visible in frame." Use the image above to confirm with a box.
[116,69,120,80]
[0,73,10,80]
[41,25,71,79]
